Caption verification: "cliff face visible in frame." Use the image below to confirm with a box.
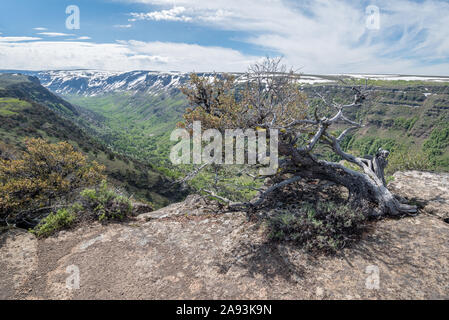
[1,172,449,300]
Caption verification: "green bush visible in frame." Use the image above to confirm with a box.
[31,208,76,237]
[29,181,133,238]
[266,201,367,253]
[80,181,133,222]
[386,149,434,175]
[393,117,418,131]
[423,125,449,161]
[0,138,105,225]
[351,137,398,156]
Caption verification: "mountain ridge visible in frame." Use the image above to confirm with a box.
[2,69,449,97]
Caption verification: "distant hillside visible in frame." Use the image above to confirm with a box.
[0,74,187,208]
[64,91,185,165]
[0,73,78,117]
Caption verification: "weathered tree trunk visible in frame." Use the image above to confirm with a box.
[363,149,389,187]
[310,162,415,216]
[213,143,417,217]
[278,143,416,216]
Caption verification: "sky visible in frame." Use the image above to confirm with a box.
[0,0,448,75]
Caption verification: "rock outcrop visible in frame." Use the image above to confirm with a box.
[136,194,219,221]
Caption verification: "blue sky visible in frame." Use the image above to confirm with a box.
[0,0,448,74]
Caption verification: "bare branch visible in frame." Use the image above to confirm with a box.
[174,163,208,184]
[203,189,233,204]
[337,126,359,142]
[298,124,326,153]
[204,175,302,210]
[250,175,302,207]
[340,114,363,127]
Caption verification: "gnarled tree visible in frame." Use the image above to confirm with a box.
[179,58,417,217]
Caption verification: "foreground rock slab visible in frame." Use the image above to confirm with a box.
[1,211,448,300]
[1,171,449,300]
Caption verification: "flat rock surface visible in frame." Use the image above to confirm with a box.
[389,171,449,221]
[1,172,449,300]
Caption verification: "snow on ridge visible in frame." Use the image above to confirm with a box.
[341,73,449,82]
[34,70,449,96]
[36,70,194,96]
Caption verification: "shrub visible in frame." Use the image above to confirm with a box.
[351,137,398,156]
[266,201,367,253]
[31,208,76,238]
[29,182,133,238]
[0,138,105,224]
[386,149,434,175]
[393,117,418,131]
[423,125,449,165]
[423,126,449,153]
[80,181,133,222]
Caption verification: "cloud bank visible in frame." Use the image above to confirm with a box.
[0,40,259,72]
[0,0,448,74]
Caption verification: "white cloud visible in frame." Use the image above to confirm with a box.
[114,24,133,28]
[123,0,449,75]
[62,36,91,41]
[0,40,259,72]
[33,27,48,31]
[130,6,192,22]
[0,36,42,42]
[38,32,75,37]
[1,0,448,74]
